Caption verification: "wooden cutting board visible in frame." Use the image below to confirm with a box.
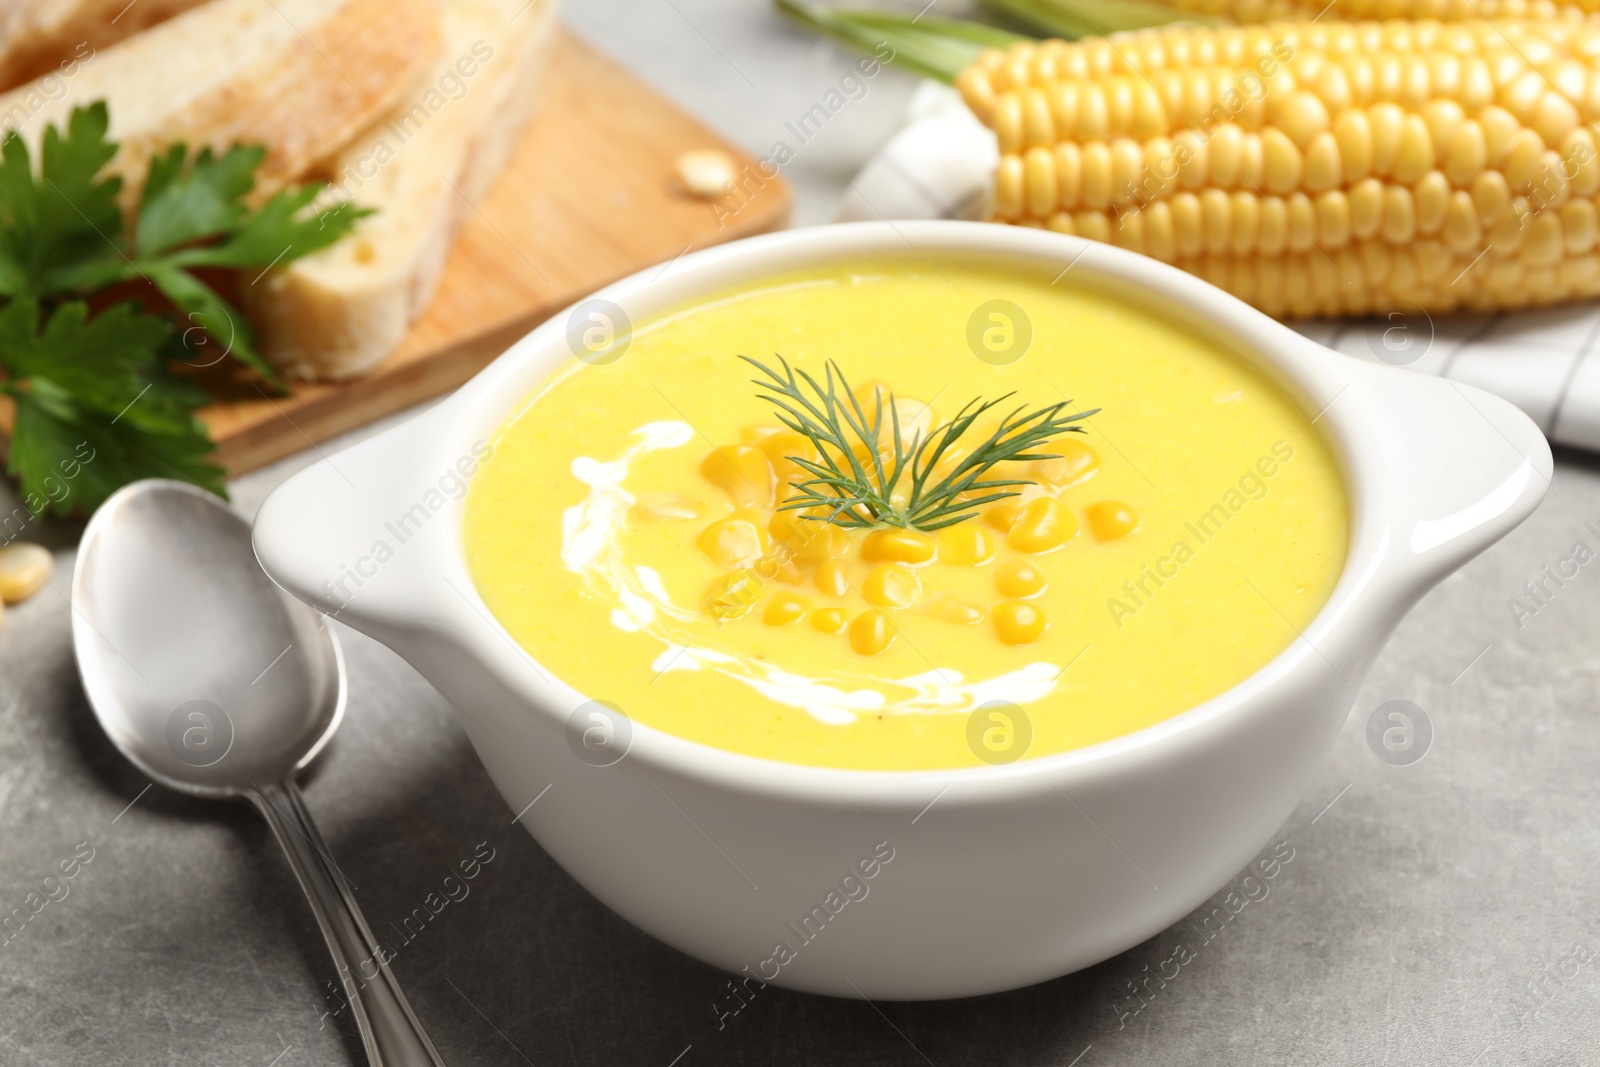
[204,29,789,475]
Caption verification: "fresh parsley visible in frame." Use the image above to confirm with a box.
[0,101,368,517]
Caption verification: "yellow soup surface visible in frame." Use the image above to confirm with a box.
[464,258,1347,770]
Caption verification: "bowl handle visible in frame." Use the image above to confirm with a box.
[1358,360,1552,591]
[252,406,477,642]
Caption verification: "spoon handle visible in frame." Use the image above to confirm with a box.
[252,780,447,1067]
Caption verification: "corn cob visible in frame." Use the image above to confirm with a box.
[959,21,1600,316]
[1156,0,1598,21]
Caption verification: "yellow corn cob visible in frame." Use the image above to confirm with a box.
[958,21,1600,317]
[1159,0,1598,21]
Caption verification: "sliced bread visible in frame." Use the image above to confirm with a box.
[0,0,443,206]
[0,0,212,91]
[239,0,558,381]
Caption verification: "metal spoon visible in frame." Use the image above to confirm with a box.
[70,479,446,1067]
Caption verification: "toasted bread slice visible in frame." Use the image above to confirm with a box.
[0,0,442,205]
[241,0,558,380]
[0,0,212,91]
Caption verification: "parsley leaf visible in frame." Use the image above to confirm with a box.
[0,102,369,515]
[168,185,370,269]
[0,102,121,299]
[2,104,367,390]
[0,299,223,516]
[0,299,158,402]
[135,145,368,265]
[121,145,369,387]
[136,143,263,258]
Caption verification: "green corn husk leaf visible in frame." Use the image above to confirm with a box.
[776,0,1029,83]
[983,0,1226,38]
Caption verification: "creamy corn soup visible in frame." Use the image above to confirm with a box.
[464,259,1347,770]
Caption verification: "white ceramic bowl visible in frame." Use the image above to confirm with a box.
[254,221,1550,1000]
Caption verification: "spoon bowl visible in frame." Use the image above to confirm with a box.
[73,479,343,796]
[72,479,445,1066]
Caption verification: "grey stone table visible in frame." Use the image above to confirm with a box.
[4,5,1600,1065]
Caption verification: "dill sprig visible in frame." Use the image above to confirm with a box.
[742,355,1096,532]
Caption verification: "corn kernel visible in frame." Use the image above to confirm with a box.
[1501,70,1546,124]
[1257,193,1288,254]
[1445,119,1487,185]
[1006,497,1079,553]
[1564,200,1597,254]
[1392,114,1436,184]
[1370,102,1405,177]
[675,149,736,197]
[1277,91,1330,149]
[1382,185,1416,244]
[921,592,986,625]
[1479,104,1519,166]
[768,509,806,547]
[984,499,1025,532]
[1414,171,1451,236]
[1506,134,1549,196]
[763,558,803,585]
[772,516,848,564]
[1536,91,1581,145]
[696,519,764,569]
[1027,438,1099,487]
[810,607,849,634]
[759,430,819,488]
[1199,187,1229,254]
[862,528,936,564]
[994,600,1047,645]
[1523,211,1566,266]
[699,444,774,508]
[863,564,922,609]
[800,522,851,561]
[632,493,703,522]
[1139,139,1177,203]
[1567,130,1600,196]
[1209,124,1243,187]
[1232,192,1268,255]
[1334,109,1373,182]
[1315,189,1351,248]
[995,155,1024,218]
[705,572,761,621]
[1444,190,1484,252]
[0,543,52,603]
[853,379,891,410]
[1145,200,1175,259]
[938,523,996,565]
[1304,132,1341,192]
[815,558,851,598]
[1086,501,1141,541]
[852,382,937,445]
[1082,141,1113,208]
[1026,147,1057,216]
[844,437,894,476]
[848,610,897,655]
[763,592,808,626]
[995,558,1048,598]
[1262,127,1303,193]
